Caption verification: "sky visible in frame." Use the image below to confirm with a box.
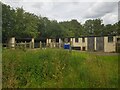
[1,0,120,25]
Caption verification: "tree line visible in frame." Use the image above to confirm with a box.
[2,3,120,42]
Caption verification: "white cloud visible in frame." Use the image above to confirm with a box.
[2,0,119,2]
[83,2,117,18]
[119,1,120,21]
[101,13,118,24]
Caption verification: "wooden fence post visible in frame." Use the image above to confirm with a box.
[40,41,42,49]
[29,42,31,49]
[31,38,34,49]
[25,41,26,49]
[8,37,15,49]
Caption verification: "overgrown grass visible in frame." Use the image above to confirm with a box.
[2,48,118,88]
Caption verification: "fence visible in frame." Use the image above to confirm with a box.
[3,42,33,49]
[2,42,64,49]
[46,43,63,48]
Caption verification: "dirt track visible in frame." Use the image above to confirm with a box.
[87,51,119,56]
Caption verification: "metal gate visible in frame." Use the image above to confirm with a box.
[96,37,104,51]
[87,37,95,51]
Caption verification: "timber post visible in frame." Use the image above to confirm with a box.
[31,38,34,49]
[8,37,15,49]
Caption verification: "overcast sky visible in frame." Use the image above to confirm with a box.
[2,0,119,24]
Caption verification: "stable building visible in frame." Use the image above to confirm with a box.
[6,35,120,52]
[46,35,120,52]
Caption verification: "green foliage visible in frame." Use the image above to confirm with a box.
[2,4,16,39]
[59,19,84,37]
[2,49,118,88]
[103,24,117,35]
[2,4,39,40]
[83,19,104,36]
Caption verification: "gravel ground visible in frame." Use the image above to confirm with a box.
[87,51,119,56]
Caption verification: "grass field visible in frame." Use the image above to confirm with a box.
[2,48,118,88]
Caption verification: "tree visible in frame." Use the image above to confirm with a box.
[14,8,39,38]
[83,19,104,36]
[48,20,65,38]
[2,3,39,41]
[59,21,74,37]
[23,12,39,38]
[37,17,51,38]
[69,19,84,37]
[103,23,118,36]
[2,3,16,42]
[113,21,120,35]
[118,21,120,35]
[59,19,84,37]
